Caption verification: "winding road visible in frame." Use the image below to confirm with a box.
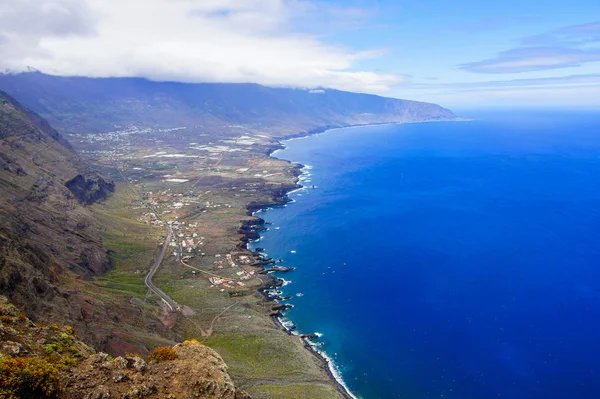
[144,225,179,311]
[112,159,179,312]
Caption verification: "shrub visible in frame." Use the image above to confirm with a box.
[58,333,72,342]
[0,356,60,398]
[147,346,177,362]
[43,338,82,367]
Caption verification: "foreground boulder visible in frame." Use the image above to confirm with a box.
[0,296,250,399]
[62,341,251,399]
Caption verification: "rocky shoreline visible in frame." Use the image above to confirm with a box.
[237,135,358,399]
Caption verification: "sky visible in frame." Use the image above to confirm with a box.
[1,0,599,108]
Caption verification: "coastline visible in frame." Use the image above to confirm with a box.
[239,124,369,399]
[271,313,358,399]
[238,118,466,398]
[241,182,361,399]
[265,117,467,155]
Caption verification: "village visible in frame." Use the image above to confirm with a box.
[70,124,298,308]
[135,188,263,292]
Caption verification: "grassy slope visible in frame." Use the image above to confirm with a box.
[94,182,343,398]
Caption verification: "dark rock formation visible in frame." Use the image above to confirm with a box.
[65,173,115,205]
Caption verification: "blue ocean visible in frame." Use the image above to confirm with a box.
[251,110,600,399]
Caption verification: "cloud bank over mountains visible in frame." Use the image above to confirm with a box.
[0,0,404,93]
[459,21,600,74]
[1,1,598,107]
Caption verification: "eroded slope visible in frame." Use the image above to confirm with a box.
[0,91,176,353]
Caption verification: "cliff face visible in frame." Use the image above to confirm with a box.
[0,90,113,341]
[0,89,113,282]
[0,72,456,135]
[0,91,174,352]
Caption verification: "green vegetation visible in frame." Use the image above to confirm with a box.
[93,184,162,298]
[0,314,78,398]
[0,356,60,398]
[205,332,325,381]
[246,383,342,399]
[43,329,82,368]
[97,269,147,297]
[104,238,147,261]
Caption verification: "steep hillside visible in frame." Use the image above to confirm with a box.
[0,91,175,353]
[0,72,456,135]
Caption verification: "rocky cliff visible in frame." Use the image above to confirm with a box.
[0,91,174,353]
[0,89,113,284]
[65,174,115,205]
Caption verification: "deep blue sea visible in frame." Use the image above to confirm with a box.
[251,110,600,399]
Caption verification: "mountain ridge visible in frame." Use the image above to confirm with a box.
[0,71,456,135]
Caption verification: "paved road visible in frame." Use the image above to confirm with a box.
[144,225,179,311]
[112,159,179,312]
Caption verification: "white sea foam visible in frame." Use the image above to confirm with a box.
[287,187,304,195]
[304,339,360,399]
[280,318,295,330]
[281,279,292,287]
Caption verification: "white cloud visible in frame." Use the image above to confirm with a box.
[399,76,600,108]
[459,47,600,74]
[423,85,600,108]
[0,0,405,93]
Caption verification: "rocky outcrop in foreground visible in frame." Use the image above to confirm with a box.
[0,296,249,399]
[63,343,250,399]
